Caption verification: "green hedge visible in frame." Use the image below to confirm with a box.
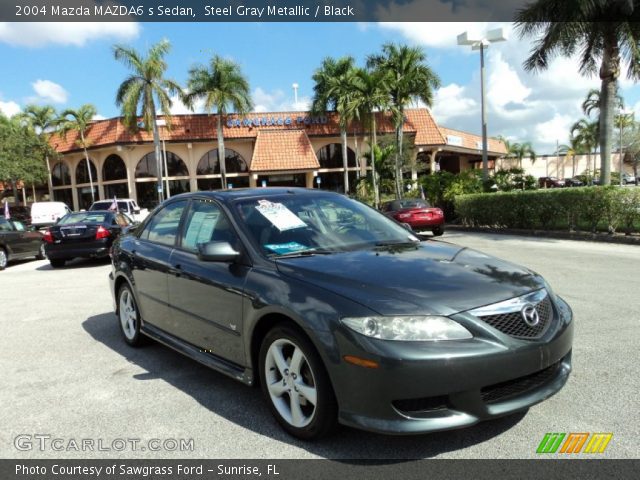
[454,187,640,234]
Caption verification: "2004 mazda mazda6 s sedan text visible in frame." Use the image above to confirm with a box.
[109,188,573,440]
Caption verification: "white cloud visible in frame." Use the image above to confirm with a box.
[0,22,139,48]
[432,84,477,122]
[31,79,68,104]
[375,21,614,153]
[252,87,310,112]
[168,92,205,115]
[0,99,21,117]
[92,114,106,121]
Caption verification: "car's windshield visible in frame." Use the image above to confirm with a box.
[234,193,418,257]
[90,201,128,211]
[58,212,108,224]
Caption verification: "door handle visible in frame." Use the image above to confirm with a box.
[171,264,182,277]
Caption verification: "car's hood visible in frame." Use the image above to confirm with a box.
[275,241,545,315]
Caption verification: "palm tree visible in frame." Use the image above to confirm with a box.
[507,142,537,169]
[558,135,583,178]
[515,3,640,186]
[113,39,181,202]
[184,55,252,190]
[345,67,391,208]
[312,56,357,194]
[58,104,97,204]
[571,119,599,180]
[582,88,624,118]
[18,105,59,198]
[368,43,440,199]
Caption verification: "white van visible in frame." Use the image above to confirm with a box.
[30,202,71,228]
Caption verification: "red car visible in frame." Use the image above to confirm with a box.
[381,199,445,236]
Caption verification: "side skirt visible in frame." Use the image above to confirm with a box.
[141,323,254,386]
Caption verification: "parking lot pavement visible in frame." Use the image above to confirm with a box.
[0,233,638,460]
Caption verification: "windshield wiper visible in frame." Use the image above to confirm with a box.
[374,240,419,248]
[272,249,335,259]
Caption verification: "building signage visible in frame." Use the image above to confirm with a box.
[446,135,463,147]
[226,115,328,128]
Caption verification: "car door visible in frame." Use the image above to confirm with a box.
[167,198,248,365]
[131,200,188,334]
[0,218,22,255]
[10,221,41,255]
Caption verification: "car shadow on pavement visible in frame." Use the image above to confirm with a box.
[36,257,111,271]
[83,312,526,460]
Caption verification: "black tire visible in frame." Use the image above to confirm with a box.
[432,226,444,236]
[117,283,146,347]
[49,259,65,268]
[0,248,7,270]
[259,323,338,440]
[35,243,47,260]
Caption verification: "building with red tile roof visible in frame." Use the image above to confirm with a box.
[45,108,507,210]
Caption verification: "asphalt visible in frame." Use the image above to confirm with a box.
[0,231,638,459]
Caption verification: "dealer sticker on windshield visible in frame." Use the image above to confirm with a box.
[263,242,314,255]
[255,200,307,231]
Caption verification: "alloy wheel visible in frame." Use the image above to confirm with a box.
[0,249,7,269]
[264,339,318,428]
[119,288,138,341]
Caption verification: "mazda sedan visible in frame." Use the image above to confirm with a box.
[109,188,573,439]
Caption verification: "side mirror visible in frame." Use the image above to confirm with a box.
[197,241,240,263]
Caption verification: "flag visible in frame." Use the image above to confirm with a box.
[108,197,118,211]
[3,200,9,219]
[419,185,426,201]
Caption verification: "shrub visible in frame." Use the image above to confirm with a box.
[454,187,640,233]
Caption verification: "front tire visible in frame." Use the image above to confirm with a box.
[35,243,47,260]
[117,284,146,347]
[259,324,337,440]
[432,226,444,236]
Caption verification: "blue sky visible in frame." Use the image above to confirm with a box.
[1,21,639,153]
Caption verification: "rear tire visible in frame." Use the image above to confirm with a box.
[117,283,146,347]
[49,259,65,268]
[0,248,7,270]
[259,323,338,440]
[432,226,444,236]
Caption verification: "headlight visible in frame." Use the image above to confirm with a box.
[340,316,473,341]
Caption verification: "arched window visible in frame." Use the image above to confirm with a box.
[316,144,355,169]
[103,154,127,181]
[197,149,247,175]
[136,151,188,178]
[51,162,71,186]
[75,158,97,185]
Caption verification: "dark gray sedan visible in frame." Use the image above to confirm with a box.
[109,188,573,439]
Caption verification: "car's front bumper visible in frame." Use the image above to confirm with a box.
[325,297,574,435]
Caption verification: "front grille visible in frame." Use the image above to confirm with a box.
[481,361,561,404]
[477,294,553,339]
[392,395,449,414]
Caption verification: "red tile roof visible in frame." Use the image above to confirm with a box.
[251,130,320,172]
[439,127,507,155]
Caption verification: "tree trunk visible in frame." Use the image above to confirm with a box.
[150,108,164,204]
[598,29,620,186]
[572,155,576,178]
[80,131,95,204]
[353,128,360,179]
[341,127,349,194]
[11,180,19,206]
[370,115,379,209]
[217,114,227,189]
[395,121,403,199]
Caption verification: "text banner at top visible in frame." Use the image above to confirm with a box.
[3,0,638,22]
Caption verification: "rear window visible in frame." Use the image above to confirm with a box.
[90,201,129,211]
[58,212,109,225]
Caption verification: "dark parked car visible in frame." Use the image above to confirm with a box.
[538,176,566,188]
[43,210,134,268]
[3,205,32,225]
[0,218,46,270]
[564,177,584,187]
[109,188,573,439]
[381,199,445,235]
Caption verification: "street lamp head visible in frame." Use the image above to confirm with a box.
[486,28,507,43]
[457,31,480,46]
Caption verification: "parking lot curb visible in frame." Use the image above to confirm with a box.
[445,225,640,245]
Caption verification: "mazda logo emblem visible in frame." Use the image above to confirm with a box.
[521,304,540,327]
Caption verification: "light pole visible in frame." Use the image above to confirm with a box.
[457,28,507,183]
[292,83,299,107]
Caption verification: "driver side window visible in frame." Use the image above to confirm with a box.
[139,201,187,246]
